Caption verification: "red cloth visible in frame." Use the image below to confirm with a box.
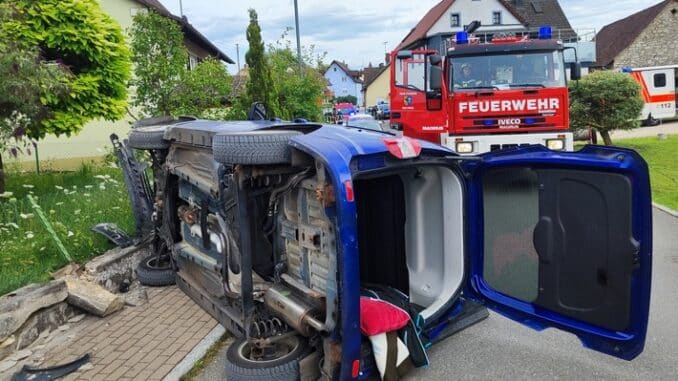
[360,297,410,336]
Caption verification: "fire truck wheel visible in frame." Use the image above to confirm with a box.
[212,130,302,165]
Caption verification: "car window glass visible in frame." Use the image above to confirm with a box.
[482,167,539,301]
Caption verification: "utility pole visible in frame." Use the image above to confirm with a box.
[178,0,183,16]
[294,0,303,76]
[236,43,241,73]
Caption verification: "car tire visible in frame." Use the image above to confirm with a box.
[224,335,309,381]
[128,125,170,150]
[212,130,302,165]
[135,253,175,286]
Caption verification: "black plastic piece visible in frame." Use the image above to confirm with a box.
[91,223,133,248]
[12,353,90,381]
[110,134,155,237]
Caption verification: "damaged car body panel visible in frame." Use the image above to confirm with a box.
[122,117,652,380]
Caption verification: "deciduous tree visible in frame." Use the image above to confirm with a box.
[569,71,644,146]
[1,0,131,138]
[130,11,187,117]
[175,57,232,116]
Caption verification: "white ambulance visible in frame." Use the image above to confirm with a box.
[623,65,678,125]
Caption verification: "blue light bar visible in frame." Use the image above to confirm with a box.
[538,26,552,40]
[621,67,633,73]
[524,118,535,124]
[456,32,469,44]
[483,119,495,126]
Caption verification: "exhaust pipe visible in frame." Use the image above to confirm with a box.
[263,284,326,336]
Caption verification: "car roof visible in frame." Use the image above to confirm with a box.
[347,114,375,120]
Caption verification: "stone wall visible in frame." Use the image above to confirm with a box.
[614,3,678,69]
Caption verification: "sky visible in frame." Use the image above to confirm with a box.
[158,0,665,73]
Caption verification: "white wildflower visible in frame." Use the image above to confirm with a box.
[0,191,13,198]
[22,184,34,189]
[84,185,93,189]
[49,209,56,214]
[84,193,91,197]
[94,175,107,180]
[55,185,64,190]
[99,184,106,190]
[20,213,34,219]
[25,232,34,239]
[7,222,19,229]
[74,209,81,215]
[67,231,74,237]
[56,202,64,206]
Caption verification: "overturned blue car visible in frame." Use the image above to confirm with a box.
[118,109,652,380]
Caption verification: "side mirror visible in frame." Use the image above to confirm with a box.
[429,54,442,66]
[570,62,582,81]
[248,102,267,120]
[429,65,442,92]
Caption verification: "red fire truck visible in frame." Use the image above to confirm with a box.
[390,27,580,154]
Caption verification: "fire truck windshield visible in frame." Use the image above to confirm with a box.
[450,51,566,91]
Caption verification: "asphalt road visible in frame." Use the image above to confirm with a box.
[195,208,678,380]
[408,208,678,380]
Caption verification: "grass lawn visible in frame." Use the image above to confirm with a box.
[615,135,678,211]
[0,163,134,295]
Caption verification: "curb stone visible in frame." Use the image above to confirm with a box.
[162,324,226,381]
[653,203,678,218]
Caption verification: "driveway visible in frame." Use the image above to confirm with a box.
[408,208,678,380]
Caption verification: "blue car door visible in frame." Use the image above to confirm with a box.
[462,145,652,360]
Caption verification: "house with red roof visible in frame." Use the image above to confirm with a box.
[396,0,528,53]
[395,0,577,54]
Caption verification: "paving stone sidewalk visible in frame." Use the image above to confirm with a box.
[41,286,217,381]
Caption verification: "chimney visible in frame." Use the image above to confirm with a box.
[384,53,390,65]
[379,63,383,68]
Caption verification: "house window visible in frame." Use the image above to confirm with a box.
[130,7,147,16]
[492,11,502,25]
[450,13,461,27]
[333,67,337,72]
[188,54,198,70]
[654,73,666,87]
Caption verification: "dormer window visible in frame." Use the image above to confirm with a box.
[492,11,502,25]
[451,13,461,27]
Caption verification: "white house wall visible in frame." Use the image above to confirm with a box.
[427,0,524,36]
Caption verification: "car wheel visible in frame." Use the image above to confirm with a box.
[135,253,175,286]
[128,125,170,150]
[225,335,309,381]
[212,130,302,165]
